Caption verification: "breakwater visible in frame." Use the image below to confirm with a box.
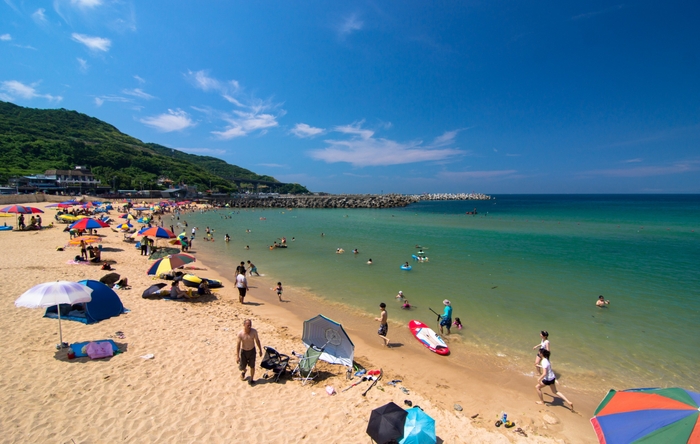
[214,193,490,209]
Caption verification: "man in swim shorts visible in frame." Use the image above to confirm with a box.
[236,319,262,385]
[247,260,260,276]
[375,303,390,347]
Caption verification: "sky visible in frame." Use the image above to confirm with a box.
[1,1,699,194]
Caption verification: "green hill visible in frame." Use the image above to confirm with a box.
[0,101,308,194]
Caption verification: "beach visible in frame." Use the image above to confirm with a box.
[0,200,603,443]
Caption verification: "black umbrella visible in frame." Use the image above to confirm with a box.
[366,402,408,444]
[142,283,167,299]
[99,272,121,287]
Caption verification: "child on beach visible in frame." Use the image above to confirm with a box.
[274,282,283,301]
[453,318,463,329]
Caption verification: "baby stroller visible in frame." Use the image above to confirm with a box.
[260,346,290,383]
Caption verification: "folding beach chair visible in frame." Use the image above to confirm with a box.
[291,344,323,385]
[260,346,290,383]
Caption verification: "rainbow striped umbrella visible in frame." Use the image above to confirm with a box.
[69,218,110,230]
[591,388,700,443]
[138,227,176,239]
[146,253,196,276]
[0,205,43,214]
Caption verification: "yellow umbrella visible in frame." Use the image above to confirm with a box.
[68,236,101,246]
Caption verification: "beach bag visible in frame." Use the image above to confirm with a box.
[85,341,114,359]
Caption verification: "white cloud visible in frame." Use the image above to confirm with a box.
[308,122,464,167]
[338,13,363,37]
[258,163,287,168]
[140,109,195,132]
[71,0,102,8]
[133,75,145,84]
[0,80,62,102]
[32,8,47,23]
[334,121,374,140]
[122,88,154,100]
[582,161,700,178]
[186,70,284,139]
[291,123,324,138]
[212,111,278,140]
[0,34,11,41]
[94,95,130,105]
[623,158,643,163]
[71,33,111,51]
[77,57,88,72]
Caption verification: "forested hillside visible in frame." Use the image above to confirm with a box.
[0,101,308,194]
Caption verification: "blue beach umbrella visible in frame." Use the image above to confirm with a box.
[399,407,436,444]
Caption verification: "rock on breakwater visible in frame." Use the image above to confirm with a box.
[214,193,490,209]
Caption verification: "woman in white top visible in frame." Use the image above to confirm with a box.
[532,330,550,375]
[535,349,574,411]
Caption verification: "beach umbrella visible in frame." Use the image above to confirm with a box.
[138,227,175,239]
[146,253,196,276]
[115,222,133,230]
[15,281,93,347]
[399,408,436,444]
[68,236,101,246]
[99,273,121,287]
[142,283,167,298]
[302,315,355,368]
[591,387,700,443]
[0,205,41,214]
[69,218,110,231]
[367,402,408,444]
[168,238,183,246]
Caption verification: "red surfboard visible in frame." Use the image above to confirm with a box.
[408,320,450,355]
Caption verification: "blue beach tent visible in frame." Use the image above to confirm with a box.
[44,280,126,324]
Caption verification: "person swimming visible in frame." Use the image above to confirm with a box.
[596,295,610,307]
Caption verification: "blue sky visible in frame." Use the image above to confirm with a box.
[1,1,699,194]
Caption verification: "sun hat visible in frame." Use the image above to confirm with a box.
[398,291,403,294]
[443,299,451,306]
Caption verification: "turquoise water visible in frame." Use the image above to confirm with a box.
[185,195,700,392]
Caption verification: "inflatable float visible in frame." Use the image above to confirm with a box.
[400,264,412,271]
[0,225,12,231]
[408,320,450,355]
[182,274,223,288]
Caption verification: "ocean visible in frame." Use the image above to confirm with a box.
[182,195,700,393]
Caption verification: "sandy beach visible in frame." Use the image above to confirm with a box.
[0,201,600,443]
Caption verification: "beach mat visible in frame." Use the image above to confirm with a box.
[70,340,120,358]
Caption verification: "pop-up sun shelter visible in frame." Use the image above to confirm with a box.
[302,315,354,368]
[44,280,126,324]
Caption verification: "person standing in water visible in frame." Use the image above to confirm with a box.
[375,303,390,347]
[533,330,550,375]
[438,299,453,335]
[596,295,610,307]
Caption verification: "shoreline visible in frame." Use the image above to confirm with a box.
[0,201,598,443]
[195,234,601,442]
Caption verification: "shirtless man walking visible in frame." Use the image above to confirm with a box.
[236,319,262,385]
[375,303,390,347]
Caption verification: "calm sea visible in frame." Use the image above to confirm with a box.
[184,195,700,393]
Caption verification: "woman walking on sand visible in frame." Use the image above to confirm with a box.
[535,349,574,411]
[532,330,550,375]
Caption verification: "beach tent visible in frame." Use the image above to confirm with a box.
[44,280,126,324]
[302,315,354,368]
